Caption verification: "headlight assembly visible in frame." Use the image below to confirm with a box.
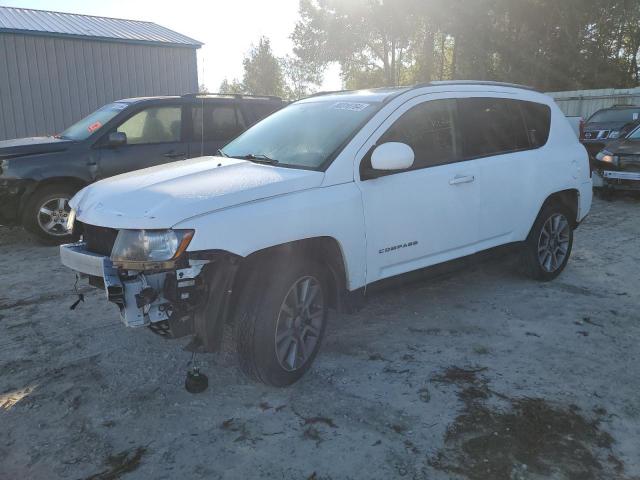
[110,229,194,267]
[595,151,619,166]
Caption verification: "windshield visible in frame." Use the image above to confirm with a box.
[588,108,640,124]
[221,100,381,169]
[59,102,129,141]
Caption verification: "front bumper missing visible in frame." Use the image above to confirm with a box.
[60,242,206,330]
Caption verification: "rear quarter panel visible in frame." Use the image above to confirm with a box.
[515,99,591,238]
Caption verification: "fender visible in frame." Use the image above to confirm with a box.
[173,182,368,291]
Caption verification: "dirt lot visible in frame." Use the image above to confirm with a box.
[1,196,639,480]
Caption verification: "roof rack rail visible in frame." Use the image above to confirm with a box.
[181,92,282,101]
[414,80,537,91]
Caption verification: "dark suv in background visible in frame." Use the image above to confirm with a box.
[582,105,640,158]
[0,94,285,242]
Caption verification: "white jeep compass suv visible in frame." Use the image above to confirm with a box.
[60,81,592,386]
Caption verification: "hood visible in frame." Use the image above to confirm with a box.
[0,136,71,159]
[72,156,325,229]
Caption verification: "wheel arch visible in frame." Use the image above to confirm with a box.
[233,236,349,313]
[19,176,88,216]
[533,188,580,231]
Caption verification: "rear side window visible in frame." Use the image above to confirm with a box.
[458,98,529,159]
[519,101,551,148]
[378,99,458,169]
[191,104,245,142]
[244,101,283,125]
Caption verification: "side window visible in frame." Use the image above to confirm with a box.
[117,106,181,145]
[458,98,529,159]
[191,104,244,142]
[378,99,458,169]
[519,101,551,148]
[245,102,282,125]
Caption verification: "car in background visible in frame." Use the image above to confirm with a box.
[593,124,640,195]
[581,105,640,158]
[565,116,584,139]
[0,94,285,242]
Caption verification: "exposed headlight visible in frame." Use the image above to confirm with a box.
[608,130,620,139]
[111,229,194,266]
[595,151,619,165]
[66,208,76,234]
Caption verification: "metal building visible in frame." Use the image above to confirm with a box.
[0,6,202,140]
[548,87,640,119]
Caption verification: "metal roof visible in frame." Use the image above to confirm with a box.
[0,6,202,48]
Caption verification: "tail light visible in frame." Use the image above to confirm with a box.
[579,118,585,140]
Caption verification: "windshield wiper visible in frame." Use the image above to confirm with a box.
[232,153,279,165]
[216,149,228,158]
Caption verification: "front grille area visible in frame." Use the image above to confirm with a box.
[620,156,640,173]
[80,222,119,256]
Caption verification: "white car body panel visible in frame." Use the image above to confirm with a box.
[71,156,324,229]
[69,83,592,293]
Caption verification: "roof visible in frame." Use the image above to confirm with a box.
[300,87,411,104]
[0,6,202,48]
[300,81,537,104]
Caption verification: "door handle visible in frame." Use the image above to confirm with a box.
[164,152,187,159]
[449,175,475,185]
[86,161,97,166]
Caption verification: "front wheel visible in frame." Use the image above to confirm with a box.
[522,203,574,281]
[233,257,328,387]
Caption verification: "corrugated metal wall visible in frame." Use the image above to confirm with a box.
[0,32,198,140]
[548,87,640,120]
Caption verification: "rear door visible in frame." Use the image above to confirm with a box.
[356,95,481,282]
[456,96,550,245]
[95,103,187,179]
[186,101,246,157]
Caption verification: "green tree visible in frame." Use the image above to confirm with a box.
[282,54,322,99]
[219,78,245,94]
[292,0,640,91]
[242,37,285,96]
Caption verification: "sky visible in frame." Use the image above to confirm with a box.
[1,0,342,92]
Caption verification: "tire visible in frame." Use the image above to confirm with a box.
[522,202,574,281]
[22,184,77,244]
[233,256,329,387]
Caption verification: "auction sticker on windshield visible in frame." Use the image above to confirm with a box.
[87,121,102,133]
[332,102,370,112]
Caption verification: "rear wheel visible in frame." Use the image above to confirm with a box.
[523,203,574,281]
[233,257,328,386]
[22,184,76,244]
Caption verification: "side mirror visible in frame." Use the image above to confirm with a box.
[106,131,127,147]
[371,142,414,171]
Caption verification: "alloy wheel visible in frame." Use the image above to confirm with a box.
[537,213,570,273]
[274,275,324,372]
[37,197,71,236]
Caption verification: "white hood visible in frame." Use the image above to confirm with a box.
[71,156,325,229]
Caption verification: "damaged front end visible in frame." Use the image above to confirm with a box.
[60,221,239,348]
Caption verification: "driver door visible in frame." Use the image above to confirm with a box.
[356,96,481,283]
[96,104,187,179]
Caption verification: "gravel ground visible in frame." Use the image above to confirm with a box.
[1,196,639,480]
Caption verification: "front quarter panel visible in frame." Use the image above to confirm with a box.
[173,183,367,290]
